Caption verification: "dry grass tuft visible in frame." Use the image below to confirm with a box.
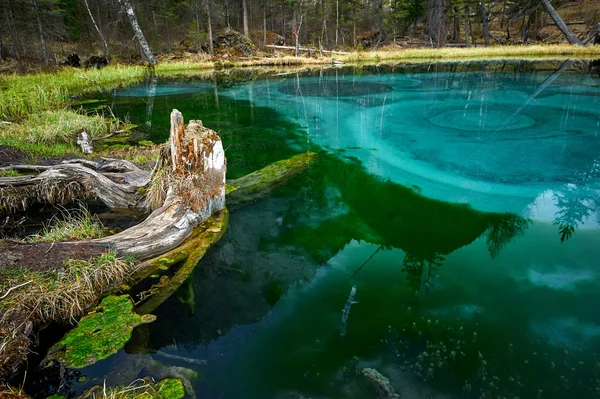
[0,179,91,215]
[0,250,135,378]
[0,250,133,323]
[337,44,600,62]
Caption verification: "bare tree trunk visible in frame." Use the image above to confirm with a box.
[263,0,267,46]
[118,0,156,65]
[195,6,202,50]
[540,0,582,45]
[242,0,249,36]
[203,0,214,56]
[0,15,3,60]
[32,0,48,65]
[225,0,230,27]
[465,7,470,47]
[335,0,339,46]
[500,0,507,28]
[165,17,173,53]
[453,9,459,41]
[294,13,303,56]
[481,1,490,46]
[83,0,109,59]
[427,0,448,47]
[4,1,20,60]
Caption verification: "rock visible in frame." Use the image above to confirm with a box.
[250,30,285,46]
[85,55,108,69]
[64,53,80,67]
[214,28,258,57]
[49,295,156,369]
[360,368,400,399]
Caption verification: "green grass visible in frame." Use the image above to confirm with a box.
[27,205,110,243]
[0,65,145,157]
[0,109,121,156]
[0,65,147,121]
[0,170,19,177]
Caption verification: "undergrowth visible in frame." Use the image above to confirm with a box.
[27,205,110,243]
[0,110,121,156]
[0,249,134,323]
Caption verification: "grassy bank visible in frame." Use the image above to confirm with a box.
[338,44,600,63]
[1,44,598,158]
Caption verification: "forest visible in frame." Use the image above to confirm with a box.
[1,0,599,66]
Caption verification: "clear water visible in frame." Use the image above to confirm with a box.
[64,62,600,399]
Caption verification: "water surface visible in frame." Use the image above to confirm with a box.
[64,61,600,399]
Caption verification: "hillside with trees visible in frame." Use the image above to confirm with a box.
[0,0,598,65]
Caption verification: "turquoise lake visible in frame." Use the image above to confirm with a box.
[63,61,600,399]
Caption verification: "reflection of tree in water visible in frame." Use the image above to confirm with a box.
[486,215,532,258]
[552,183,600,242]
[402,252,445,296]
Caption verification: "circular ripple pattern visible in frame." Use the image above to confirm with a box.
[428,109,537,132]
[278,81,393,97]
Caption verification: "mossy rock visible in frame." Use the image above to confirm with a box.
[154,378,186,399]
[54,295,156,368]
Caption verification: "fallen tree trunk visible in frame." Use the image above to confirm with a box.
[266,44,349,55]
[0,109,316,383]
[540,0,583,45]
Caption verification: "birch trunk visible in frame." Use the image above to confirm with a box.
[83,0,109,59]
[118,0,156,65]
[540,0,582,45]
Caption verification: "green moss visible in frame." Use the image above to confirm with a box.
[138,140,154,147]
[226,152,317,208]
[0,170,19,177]
[225,184,240,194]
[46,394,65,399]
[55,295,156,368]
[155,378,185,399]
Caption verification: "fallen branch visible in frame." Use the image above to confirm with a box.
[0,281,33,300]
[90,129,126,143]
[266,44,349,55]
